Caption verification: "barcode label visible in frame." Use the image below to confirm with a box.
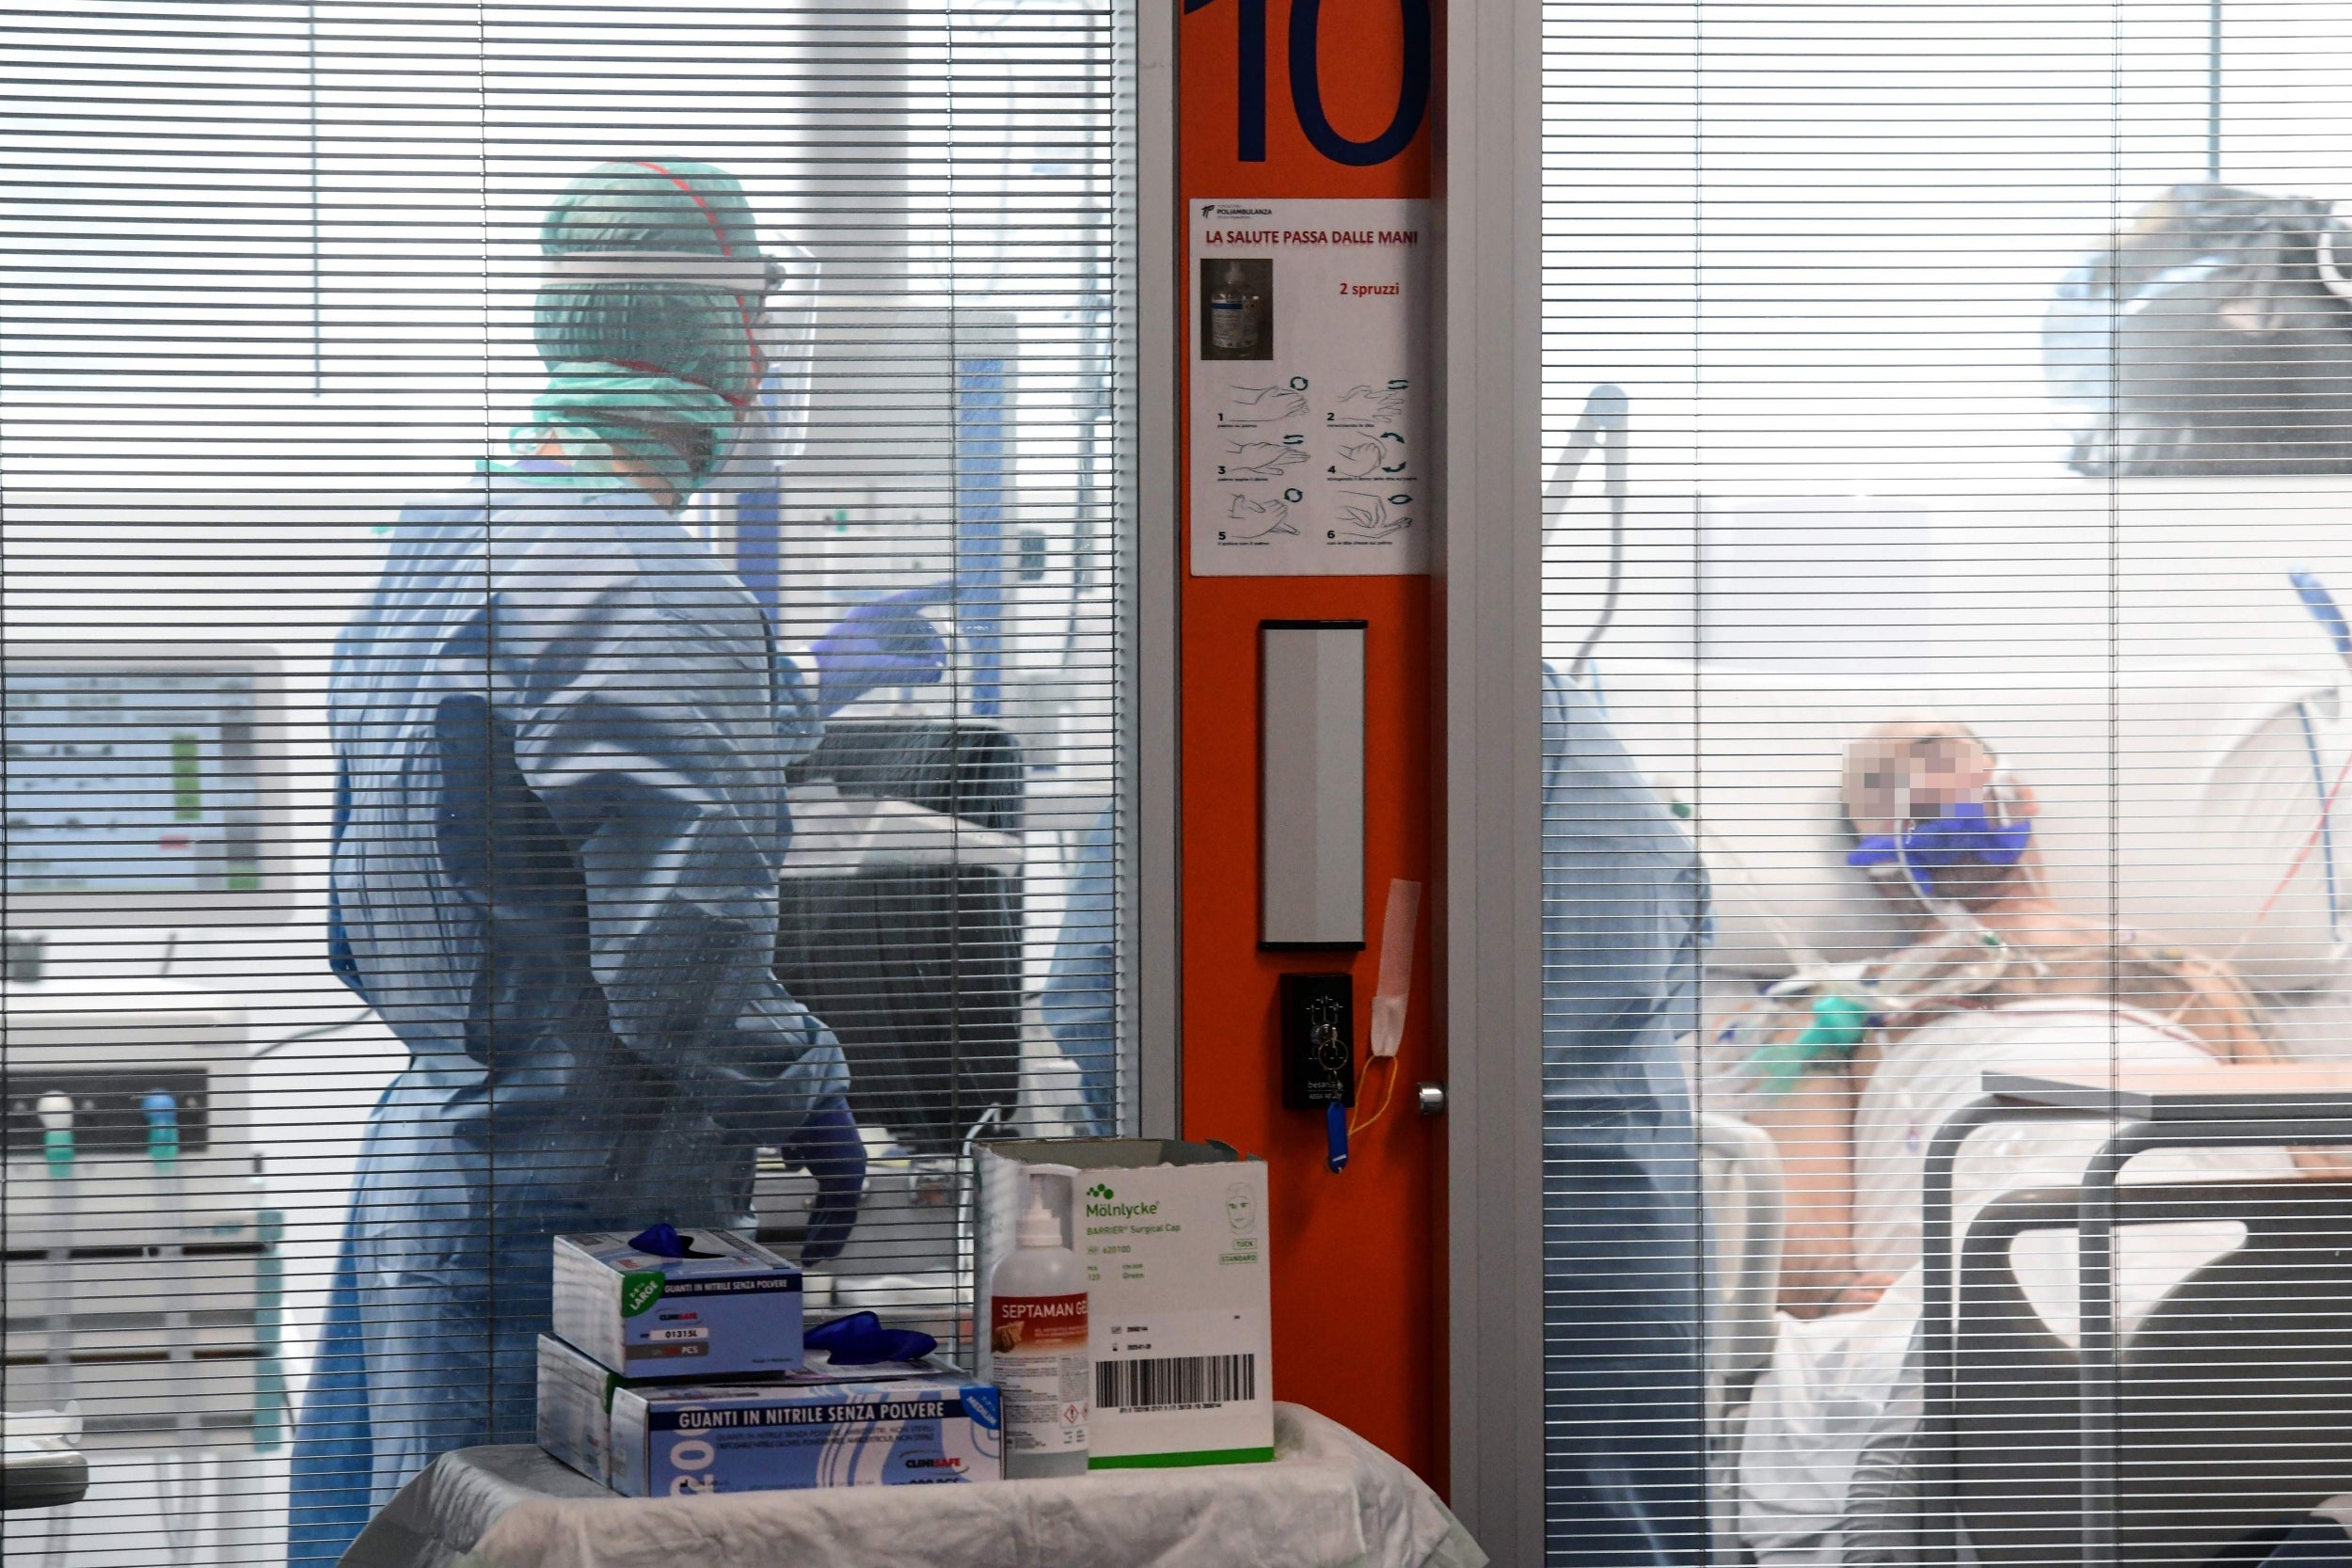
[1093,1353,1257,1413]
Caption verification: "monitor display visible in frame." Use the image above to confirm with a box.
[4,651,286,923]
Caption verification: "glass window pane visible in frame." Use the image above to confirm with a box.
[1542,2,2352,1560]
[1,2,1135,1556]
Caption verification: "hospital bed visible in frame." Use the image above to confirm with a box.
[1915,1067,2352,1568]
[1714,1098,2352,1568]
[1935,1176,2352,1567]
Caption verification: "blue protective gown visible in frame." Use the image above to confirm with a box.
[1541,666,1709,1566]
[289,476,848,1554]
[1040,808,1116,1136]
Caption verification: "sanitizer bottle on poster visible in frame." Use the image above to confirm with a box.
[1208,261,1263,355]
[990,1164,1089,1479]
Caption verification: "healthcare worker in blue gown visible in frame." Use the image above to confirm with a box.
[288,159,943,1559]
[1040,808,1115,1136]
[1542,665,1708,1566]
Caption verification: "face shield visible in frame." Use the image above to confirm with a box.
[539,242,818,494]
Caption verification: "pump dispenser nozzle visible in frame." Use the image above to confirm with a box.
[1017,1170,1065,1250]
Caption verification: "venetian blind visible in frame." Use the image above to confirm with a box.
[1543,3,2352,1563]
[0,0,1135,1559]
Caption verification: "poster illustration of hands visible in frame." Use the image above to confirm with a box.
[1190,198,1429,577]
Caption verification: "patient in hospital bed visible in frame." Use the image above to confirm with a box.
[1716,721,2308,1565]
[1723,719,2288,1316]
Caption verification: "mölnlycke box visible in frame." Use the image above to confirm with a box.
[977,1139,1271,1468]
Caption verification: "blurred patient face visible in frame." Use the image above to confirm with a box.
[1841,721,1997,841]
[1842,721,2029,910]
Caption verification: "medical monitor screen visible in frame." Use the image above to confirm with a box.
[4,652,288,924]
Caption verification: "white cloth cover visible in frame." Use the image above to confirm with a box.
[1738,1001,2296,1568]
[340,1403,1485,1568]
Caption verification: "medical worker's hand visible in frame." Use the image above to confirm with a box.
[811,584,948,717]
[781,1104,866,1264]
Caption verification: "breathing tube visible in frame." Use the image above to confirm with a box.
[1729,990,1875,1099]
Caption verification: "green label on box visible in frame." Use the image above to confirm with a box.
[620,1271,665,1317]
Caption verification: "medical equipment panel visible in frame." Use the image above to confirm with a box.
[3,645,291,927]
[1278,973,1356,1111]
[774,738,1026,1159]
[2,983,280,1451]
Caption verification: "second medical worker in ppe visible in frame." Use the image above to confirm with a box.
[290,160,941,1555]
[1543,668,1708,1565]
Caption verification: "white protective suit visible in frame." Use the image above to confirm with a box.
[1736,998,2296,1567]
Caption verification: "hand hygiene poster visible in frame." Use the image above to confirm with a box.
[1190,198,1429,576]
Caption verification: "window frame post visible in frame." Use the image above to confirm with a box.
[1435,0,1548,1551]
[1132,0,1184,1140]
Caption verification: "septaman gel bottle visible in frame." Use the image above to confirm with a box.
[989,1164,1089,1479]
[1207,261,1263,354]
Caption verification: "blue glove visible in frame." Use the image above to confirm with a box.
[805,1309,937,1365]
[810,584,948,717]
[628,1223,691,1258]
[779,1105,866,1264]
[624,1223,733,1259]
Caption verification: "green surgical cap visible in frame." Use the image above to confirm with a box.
[501,159,768,500]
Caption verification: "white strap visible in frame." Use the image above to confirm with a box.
[544,252,774,293]
[1368,878,1422,1059]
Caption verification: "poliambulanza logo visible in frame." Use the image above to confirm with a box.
[621,1271,666,1317]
